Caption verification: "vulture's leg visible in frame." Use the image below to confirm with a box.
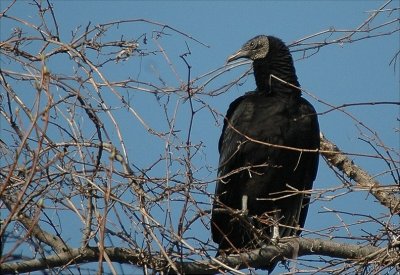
[271,210,280,244]
[241,194,248,215]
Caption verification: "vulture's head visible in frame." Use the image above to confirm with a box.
[227,35,270,63]
[226,35,298,92]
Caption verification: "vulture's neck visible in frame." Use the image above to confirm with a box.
[253,50,300,96]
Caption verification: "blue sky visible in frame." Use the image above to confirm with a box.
[1,1,399,274]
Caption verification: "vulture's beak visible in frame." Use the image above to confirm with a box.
[226,49,249,63]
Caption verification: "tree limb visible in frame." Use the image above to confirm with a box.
[1,238,397,274]
[1,195,71,254]
[320,134,400,214]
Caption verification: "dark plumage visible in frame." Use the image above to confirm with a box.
[211,35,320,260]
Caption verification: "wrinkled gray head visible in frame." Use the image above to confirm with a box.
[227,35,270,62]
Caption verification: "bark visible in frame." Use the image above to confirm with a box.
[320,134,400,215]
[1,238,397,274]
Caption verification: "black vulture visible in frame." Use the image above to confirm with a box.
[211,35,320,259]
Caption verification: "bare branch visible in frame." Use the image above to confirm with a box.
[1,238,398,274]
[321,134,400,214]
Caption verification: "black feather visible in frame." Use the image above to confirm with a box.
[211,35,320,265]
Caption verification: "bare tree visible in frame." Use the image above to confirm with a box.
[0,0,399,274]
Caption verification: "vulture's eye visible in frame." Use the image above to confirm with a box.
[249,41,256,48]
